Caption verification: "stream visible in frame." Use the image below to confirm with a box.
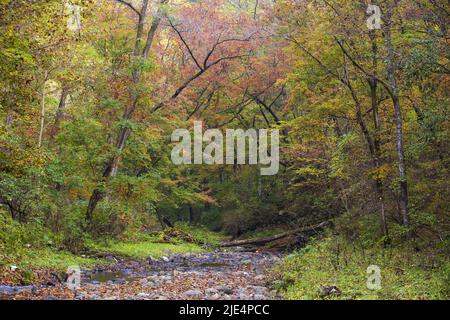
[0,250,282,300]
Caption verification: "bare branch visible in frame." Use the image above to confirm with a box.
[116,0,141,17]
[168,18,204,71]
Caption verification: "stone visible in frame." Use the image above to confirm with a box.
[319,285,342,297]
[183,289,202,299]
[205,288,219,296]
[0,285,16,295]
[105,256,118,263]
[246,286,268,295]
[216,285,233,295]
[16,285,34,293]
[113,279,127,285]
[254,275,265,281]
[241,259,252,266]
[210,293,221,300]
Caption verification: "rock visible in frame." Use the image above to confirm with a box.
[157,275,171,282]
[173,270,183,277]
[143,281,157,289]
[254,275,265,281]
[205,288,219,296]
[254,294,267,300]
[105,256,118,263]
[161,256,170,262]
[241,259,252,266]
[16,285,34,293]
[319,285,342,297]
[10,265,18,272]
[0,285,16,295]
[91,280,101,285]
[216,285,233,295]
[137,293,152,298]
[75,292,85,300]
[246,286,268,295]
[183,289,202,299]
[113,279,127,285]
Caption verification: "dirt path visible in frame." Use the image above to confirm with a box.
[1,250,282,300]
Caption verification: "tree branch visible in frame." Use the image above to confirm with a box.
[168,18,203,71]
[116,0,141,17]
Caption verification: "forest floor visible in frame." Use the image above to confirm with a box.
[0,250,281,300]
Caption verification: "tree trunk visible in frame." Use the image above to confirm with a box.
[85,0,165,222]
[221,221,332,247]
[49,87,69,140]
[189,206,195,224]
[38,71,48,148]
[385,2,409,226]
[369,30,389,237]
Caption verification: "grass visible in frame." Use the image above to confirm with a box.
[88,240,204,259]
[238,227,286,240]
[0,247,103,285]
[273,235,450,300]
[176,222,228,246]
[10,248,102,270]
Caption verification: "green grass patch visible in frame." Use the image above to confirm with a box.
[11,248,102,270]
[175,222,227,246]
[89,240,204,259]
[273,235,449,300]
[238,227,286,240]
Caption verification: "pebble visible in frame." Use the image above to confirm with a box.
[216,285,234,295]
[205,288,219,296]
[183,289,203,299]
[0,285,16,295]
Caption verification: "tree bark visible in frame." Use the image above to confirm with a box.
[49,87,69,140]
[385,1,409,226]
[38,70,48,148]
[369,30,388,237]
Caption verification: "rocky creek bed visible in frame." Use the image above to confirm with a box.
[0,250,282,300]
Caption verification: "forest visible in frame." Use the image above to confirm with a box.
[0,0,448,301]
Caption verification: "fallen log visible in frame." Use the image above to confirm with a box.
[220,221,332,248]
